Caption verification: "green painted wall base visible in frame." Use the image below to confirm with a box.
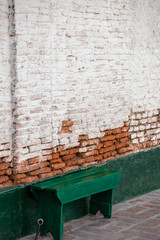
[0,147,160,240]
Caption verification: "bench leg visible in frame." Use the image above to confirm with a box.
[49,195,63,240]
[89,189,113,218]
[39,192,63,240]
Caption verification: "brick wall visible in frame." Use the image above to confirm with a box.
[0,1,12,187]
[0,0,160,187]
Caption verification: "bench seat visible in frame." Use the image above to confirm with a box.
[31,166,121,240]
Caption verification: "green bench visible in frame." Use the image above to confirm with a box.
[31,166,121,240]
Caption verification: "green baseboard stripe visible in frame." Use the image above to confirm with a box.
[0,147,159,240]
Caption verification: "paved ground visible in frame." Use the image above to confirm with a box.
[20,188,160,240]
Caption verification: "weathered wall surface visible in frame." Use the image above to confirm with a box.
[0,0,160,186]
[0,1,12,187]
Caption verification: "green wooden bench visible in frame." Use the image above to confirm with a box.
[31,166,121,240]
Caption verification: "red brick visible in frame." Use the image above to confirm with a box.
[101,135,115,142]
[29,158,40,164]
[11,173,27,181]
[103,152,111,158]
[117,147,132,154]
[51,163,65,170]
[0,176,9,184]
[62,154,76,161]
[5,168,12,175]
[78,135,88,141]
[0,163,10,170]
[61,126,70,132]
[14,160,28,167]
[69,149,79,154]
[62,121,73,127]
[99,146,116,154]
[40,162,49,168]
[119,137,129,143]
[50,158,62,164]
[15,176,38,185]
[60,150,70,156]
[52,153,59,159]
[39,170,62,179]
[0,181,12,188]
[63,166,79,173]
[80,150,98,158]
[67,160,78,167]
[81,139,99,147]
[0,170,5,176]
[97,143,103,149]
[121,126,129,132]
[13,163,40,174]
[28,167,51,176]
[41,155,52,161]
[115,132,128,139]
[113,128,121,134]
[104,130,113,136]
[85,155,102,163]
[111,151,117,156]
[116,142,130,149]
[76,158,85,165]
[103,141,114,147]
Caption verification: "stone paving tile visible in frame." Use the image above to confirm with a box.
[20,188,160,240]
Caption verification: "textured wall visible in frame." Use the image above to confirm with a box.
[0,0,160,186]
[0,1,12,187]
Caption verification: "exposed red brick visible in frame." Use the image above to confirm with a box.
[101,135,115,142]
[60,150,70,156]
[62,154,76,161]
[119,137,129,143]
[51,163,65,170]
[28,167,51,176]
[0,163,10,170]
[113,128,121,134]
[67,160,78,167]
[103,141,114,147]
[85,155,103,163]
[13,160,28,167]
[115,132,128,139]
[0,180,12,188]
[52,153,59,159]
[99,146,116,154]
[69,149,79,154]
[29,158,40,164]
[41,155,52,161]
[81,139,99,147]
[11,173,27,181]
[61,126,70,132]
[5,168,12,175]
[103,152,111,158]
[0,176,9,184]
[76,158,85,165]
[63,166,79,173]
[80,150,98,158]
[15,176,38,185]
[13,163,40,174]
[104,130,113,136]
[117,147,132,154]
[111,151,117,156]
[39,170,62,179]
[116,142,130,149]
[40,162,50,168]
[97,143,103,149]
[50,158,62,164]
[121,126,129,132]
[78,135,88,141]
[62,120,73,127]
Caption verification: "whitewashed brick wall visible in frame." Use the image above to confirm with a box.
[0,1,11,161]
[0,0,160,185]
